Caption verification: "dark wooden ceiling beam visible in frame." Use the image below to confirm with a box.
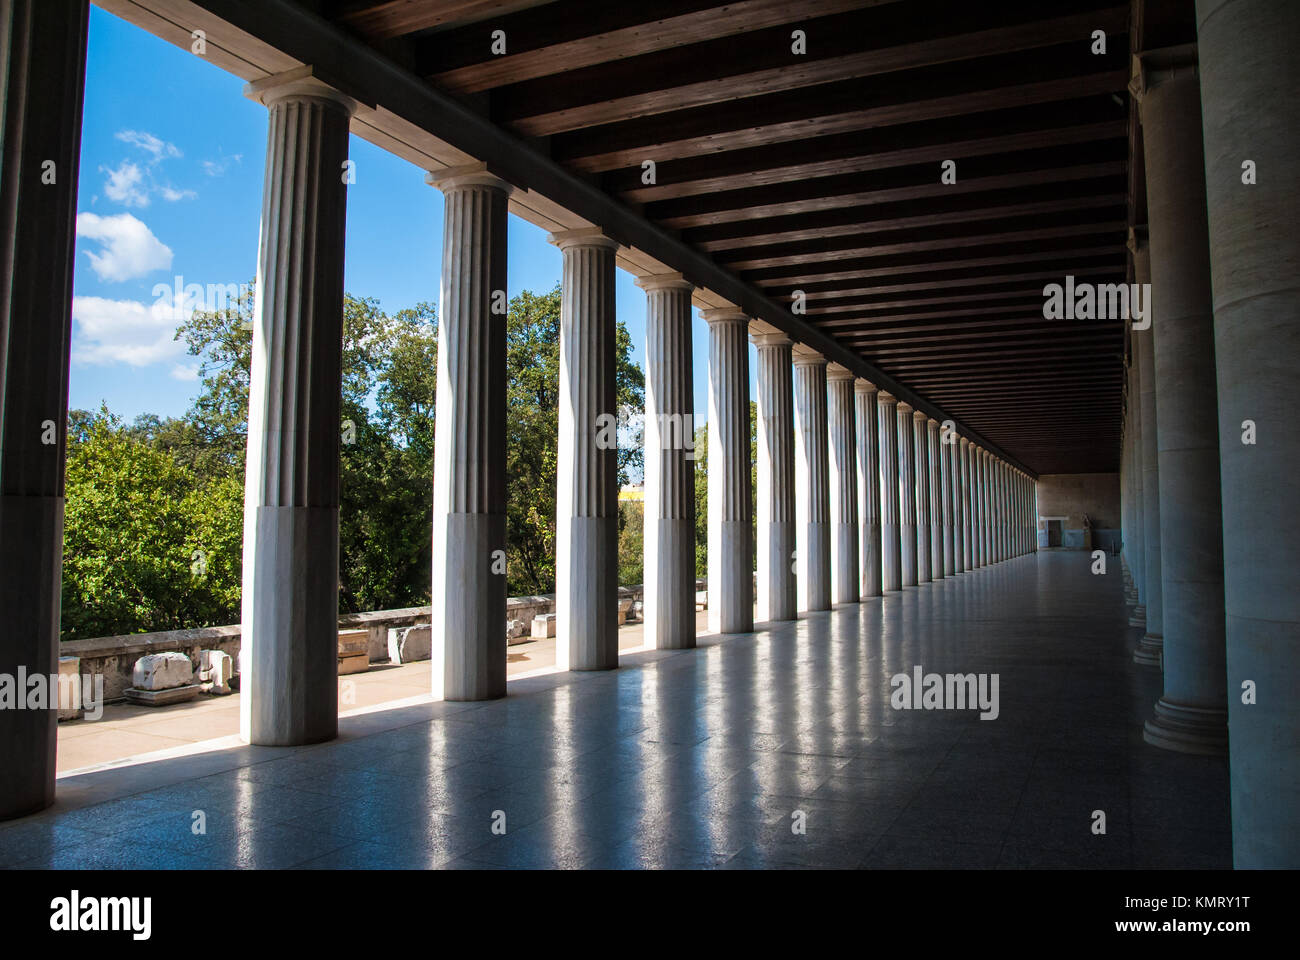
[553,46,1129,172]
[423,0,885,91]
[658,158,1126,229]
[497,5,1127,136]
[686,178,1126,250]
[722,216,1126,271]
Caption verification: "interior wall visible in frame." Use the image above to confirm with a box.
[1035,472,1120,551]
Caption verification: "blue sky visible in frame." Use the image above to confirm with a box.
[72,6,751,427]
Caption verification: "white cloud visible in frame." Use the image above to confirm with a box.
[116,129,182,163]
[76,212,173,282]
[201,154,242,177]
[71,294,187,367]
[159,185,197,202]
[170,362,200,381]
[101,161,149,207]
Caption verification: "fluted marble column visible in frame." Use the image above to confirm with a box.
[826,364,859,605]
[753,330,796,621]
[898,403,917,587]
[959,439,973,571]
[1127,334,1147,622]
[793,347,831,611]
[1134,45,1227,754]
[878,392,902,592]
[982,450,993,565]
[704,308,753,634]
[927,419,944,579]
[855,380,882,598]
[1132,228,1161,661]
[1197,0,1300,866]
[913,410,930,585]
[952,436,965,573]
[426,163,511,703]
[553,230,619,671]
[998,461,1008,562]
[970,447,982,567]
[940,429,955,576]
[241,73,356,740]
[0,0,89,820]
[640,275,697,649]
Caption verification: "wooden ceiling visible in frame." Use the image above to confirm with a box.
[321,0,1136,474]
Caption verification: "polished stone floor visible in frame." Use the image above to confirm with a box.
[1,552,1231,869]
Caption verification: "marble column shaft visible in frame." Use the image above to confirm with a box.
[428,165,510,702]
[960,439,973,571]
[913,410,930,584]
[705,309,754,633]
[0,0,89,820]
[940,428,954,576]
[753,331,796,621]
[242,78,355,739]
[855,381,882,598]
[878,393,902,592]
[1197,0,1300,865]
[898,403,917,587]
[1135,45,1227,753]
[554,232,619,670]
[641,276,697,649]
[794,349,831,611]
[826,365,859,605]
[1132,231,1163,662]
[928,419,944,579]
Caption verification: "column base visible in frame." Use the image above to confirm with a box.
[1133,631,1163,666]
[1143,697,1228,755]
[1128,604,1146,627]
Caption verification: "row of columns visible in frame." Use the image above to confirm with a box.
[1115,0,1299,868]
[5,0,1292,872]
[750,337,1037,613]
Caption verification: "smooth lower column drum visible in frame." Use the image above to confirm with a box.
[855,380,882,598]
[878,392,902,592]
[753,329,797,621]
[1197,0,1300,866]
[552,230,619,671]
[428,163,511,702]
[826,364,859,605]
[704,308,753,634]
[898,403,917,587]
[639,275,697,649]
[1133,46,1227,754]
[242,72,356,739]
[0,0,89,819]
[793,347,831,611]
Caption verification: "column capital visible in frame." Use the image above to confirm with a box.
[548,226,620,253]
[426,161,514,197]
[701,306,749,326]
[791,344,826,366]
[897,400,913,414]
[1129,43,1198,103]
[635,272,694,294]
[877,390,898,406]
[913,408,928,423]
[853,378,877,395]
[826,362,855,382]
[244,64,365,115]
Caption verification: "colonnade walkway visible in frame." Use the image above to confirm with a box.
[0,553,1229,869]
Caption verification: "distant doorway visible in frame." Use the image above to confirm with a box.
[1046,519,1064,547]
